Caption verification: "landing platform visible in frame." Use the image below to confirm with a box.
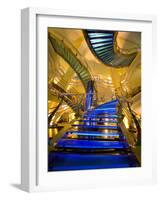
[48,152,140,171]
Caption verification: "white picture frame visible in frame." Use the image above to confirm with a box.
[21,7,157,192]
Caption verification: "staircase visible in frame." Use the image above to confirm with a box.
[49,33,92,90]
[84,30,137,67]
[48,98,139,171]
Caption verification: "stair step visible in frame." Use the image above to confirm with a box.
[80,70,88,76]
[56,139,129,149]
[90,111,117,115]
[72,124,119,130]
[76,66,83,74]
[83,114,121,118]
[64,131,121,137]
[74,119,118,123]
[94,107,117,111]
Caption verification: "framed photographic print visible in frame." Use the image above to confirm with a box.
[21,8,156,192]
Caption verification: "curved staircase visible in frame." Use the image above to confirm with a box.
[48,84,139,171]
[84,30,137,67]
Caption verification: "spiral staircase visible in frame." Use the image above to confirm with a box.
[84,30,137,67]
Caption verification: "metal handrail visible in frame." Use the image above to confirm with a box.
[117,96,141,147]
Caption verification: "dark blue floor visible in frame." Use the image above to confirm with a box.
[48,152,139,171]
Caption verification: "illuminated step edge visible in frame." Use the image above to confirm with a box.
[64,131,121,137]
[73,119,118,123]
[89,111,117,115]
[94,108,116,111]
[72,124,119,129]
[83,115,121,118]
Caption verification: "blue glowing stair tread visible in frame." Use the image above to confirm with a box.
[95,105,117,109]
[48,152,139,171]
[84,114,120,118]
[94,107,117,111]
[96,100,119,108]
[90,110,117,115]
[84,114,117,117]
[64,131,121,137]
[91,110,117,114]
[56,139,128,149]
[75,119,118,123]
[88,100,119,114]
[72,124,119,129]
